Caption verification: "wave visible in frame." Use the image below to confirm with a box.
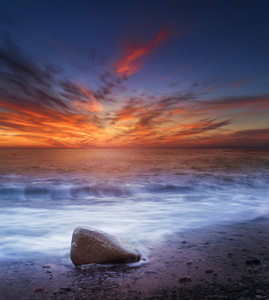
[146,184,192,193]
[0,184,136,201]
[0,171,268,202]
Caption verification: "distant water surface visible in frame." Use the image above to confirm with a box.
[0,149,268,259]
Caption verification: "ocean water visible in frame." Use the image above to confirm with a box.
[0,149,268,260]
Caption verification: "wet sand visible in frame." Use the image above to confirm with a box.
[1,218,269,300]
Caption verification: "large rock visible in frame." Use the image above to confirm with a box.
[70,226,141,266]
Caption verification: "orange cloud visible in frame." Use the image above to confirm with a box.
[171,108,182,115]
[0,97,107,148]
[74,85,103,112]
[1,89,269,149]
[115,28,169,76]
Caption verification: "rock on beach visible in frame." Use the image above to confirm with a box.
[70,226,141,266]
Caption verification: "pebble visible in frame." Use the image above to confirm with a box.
[256,289,265,295]
[59,287,72,292]
[35,286,44,292]
[238,285,249,291]
[179,276,192,283]
[91,286,102,292]
[145,270,159,274]
[205,269,213,274]
[245,259,261,265]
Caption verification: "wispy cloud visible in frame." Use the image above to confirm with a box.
[75,85,103,112]
[114,28,170,77]
[201,95,269,110]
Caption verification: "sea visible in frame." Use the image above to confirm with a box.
[0,149,268,260]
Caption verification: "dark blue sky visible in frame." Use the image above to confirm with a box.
[0,0,269,148]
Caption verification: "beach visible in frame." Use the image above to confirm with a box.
[1,217,269,300]
[0,149,269,299]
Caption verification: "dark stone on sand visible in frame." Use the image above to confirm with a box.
[205,269,213,273]
[231,263,238,266]
[245,259,261,265]
[179,276,192,283]
[35,286,44,292]
[57,287,72,294]
[91,286,102,293]
[70,226,141,266]
[145,270,159,274]
[59,287,72,292]
[238,285,249,291]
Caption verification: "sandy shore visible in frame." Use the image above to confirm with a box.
[1,218,269,300]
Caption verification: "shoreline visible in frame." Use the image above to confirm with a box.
[1,218,269,299]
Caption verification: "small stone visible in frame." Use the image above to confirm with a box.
[70,226,141,266]
[145,270,158,274]
[256,289,265,295]
[205,269,213,274]
[91,286,102,292]
[59,288,71,292]
[179,276,192,283]
[243,290,250,296]
[245,259,261,265]
[35,286,44,292]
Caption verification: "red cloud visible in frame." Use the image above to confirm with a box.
[115,28,169,77]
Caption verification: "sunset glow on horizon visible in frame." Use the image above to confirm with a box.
[0,0,269,149]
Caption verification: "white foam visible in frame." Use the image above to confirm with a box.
[0,193,268,259]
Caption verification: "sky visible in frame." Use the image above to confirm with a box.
[0,0,269,149]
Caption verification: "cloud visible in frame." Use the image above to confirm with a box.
[0,34,268,149]
[228,77,252,89]
[200,94,269,110]
[75,85,103,112]
[0,35,108,147]
[93,71,127,103]
[0,35,69,111]
[114,27,170,77]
